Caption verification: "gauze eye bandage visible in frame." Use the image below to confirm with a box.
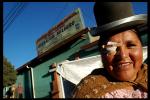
[102,41,121,53]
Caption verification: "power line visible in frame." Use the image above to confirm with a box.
[3,3,22,29]
[4,3,25,33]
[4,3,28,33]
[4,3,19,26]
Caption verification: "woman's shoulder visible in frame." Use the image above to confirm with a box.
[72,68,134,98]
[135,63,147,82]
[83,68,109,84]
[133,63,148,91]
[142,63,148,70]
[72,68,109,98]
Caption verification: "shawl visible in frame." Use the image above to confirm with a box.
[72,63,148,98]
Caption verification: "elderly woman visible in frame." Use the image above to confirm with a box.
[72,2,147,98]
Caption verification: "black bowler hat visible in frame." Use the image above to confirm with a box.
[90,2,147,36]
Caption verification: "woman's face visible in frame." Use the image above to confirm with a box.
[101,30,143,81]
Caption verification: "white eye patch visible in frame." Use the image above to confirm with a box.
[102,41,121,53]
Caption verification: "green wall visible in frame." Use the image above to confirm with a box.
[33,37,89,98]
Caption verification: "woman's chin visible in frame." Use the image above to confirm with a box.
[115,74,135,81]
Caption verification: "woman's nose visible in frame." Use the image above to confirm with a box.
[116,46,128,59]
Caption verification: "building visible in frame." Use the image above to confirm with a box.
[14,8,100,98]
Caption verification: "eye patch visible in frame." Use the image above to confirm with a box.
[102,41,121,53]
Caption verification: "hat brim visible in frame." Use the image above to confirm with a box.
[90,14,147,36]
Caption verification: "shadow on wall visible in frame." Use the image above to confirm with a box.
[24,70,32,98]
[42,65,52,78]
[67,46,99,61]
[41,65,55,98]
[42,95,51,98]
[62,78,76,98]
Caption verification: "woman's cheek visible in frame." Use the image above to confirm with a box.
[102,55,114,70]
[130,48,143,68]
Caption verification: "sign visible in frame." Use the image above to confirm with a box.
[36,8,85,55]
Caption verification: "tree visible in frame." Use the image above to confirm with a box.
[3,56,17,87]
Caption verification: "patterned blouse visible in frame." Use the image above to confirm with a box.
[72,63,148,98]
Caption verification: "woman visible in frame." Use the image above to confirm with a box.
[72,2,147,98]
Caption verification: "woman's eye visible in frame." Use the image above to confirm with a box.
[127,43,136,48]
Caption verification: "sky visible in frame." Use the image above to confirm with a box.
[3,2,147,69]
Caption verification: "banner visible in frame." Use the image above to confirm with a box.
[57,55,102,85]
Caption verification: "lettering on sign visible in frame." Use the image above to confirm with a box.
[36,8,85,55]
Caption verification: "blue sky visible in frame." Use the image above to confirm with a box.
[3,2,147,69]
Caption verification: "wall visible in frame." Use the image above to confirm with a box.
[33,36,89,98]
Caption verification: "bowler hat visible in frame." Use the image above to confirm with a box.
[90,2,147,36]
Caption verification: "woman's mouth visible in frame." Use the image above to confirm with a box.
[116,62,133,71]
[118,62,131,67]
